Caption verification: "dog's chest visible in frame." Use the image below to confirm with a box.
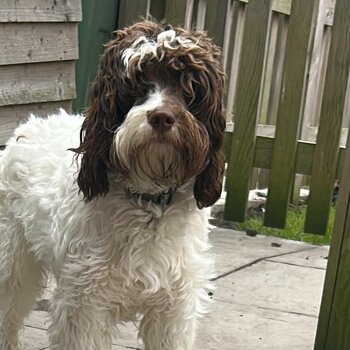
[94,206,206,306]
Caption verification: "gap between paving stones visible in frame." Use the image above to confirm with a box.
[254,305,317,319]
[212,297,319,319]
[265,259,327,270]
[211,246,318,282]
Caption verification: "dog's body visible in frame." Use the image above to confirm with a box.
[0,21,225,350]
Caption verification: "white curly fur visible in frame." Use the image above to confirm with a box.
[122,29,197,76]
[0,108,214,349]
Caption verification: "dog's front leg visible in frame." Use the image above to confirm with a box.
[47,258,115,350]
[139,290,200,350]
[48,288,114,350]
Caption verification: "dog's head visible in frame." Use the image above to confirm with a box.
[74,21,225,208]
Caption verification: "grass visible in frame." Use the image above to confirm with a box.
[236,205,335,245]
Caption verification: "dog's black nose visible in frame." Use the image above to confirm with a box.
[148,108,175,132]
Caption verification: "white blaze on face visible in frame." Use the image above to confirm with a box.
[122,29,197,74]
[116,89,164,140]
[113,89,164,165]
[112,89,184,193]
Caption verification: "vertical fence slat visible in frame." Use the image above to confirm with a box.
[264,0,319,229]
[301,0,328,134]
[150,0,166,21]
[117,0,149,28]
[165,0,188,26]
[225,2,246,125]
[292,0,328,205]
[195,0,207,30]
[221,0,234,72]
[305,0,350,234]
[259,13,280,125]
[73,0,118,112]
[266,14,288,125]
[314,111,350,349]
[184,0,195,29]
[204,0,227,47]
[223,0,271,222]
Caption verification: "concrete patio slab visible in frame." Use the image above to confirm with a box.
[20,227,328,349]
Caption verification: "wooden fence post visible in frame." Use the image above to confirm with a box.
[224,0,271,222]
[263,0,319,228]
[314,124,350,349]
[305,0,350,234]
[73,0,119,112]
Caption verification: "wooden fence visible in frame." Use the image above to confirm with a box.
[90,0,350,236]
[221,0,350,236]
[0,0,82,145]
[1,2,347,235]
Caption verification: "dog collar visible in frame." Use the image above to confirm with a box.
[128,187,174,209]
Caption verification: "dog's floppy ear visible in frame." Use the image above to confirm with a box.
[71,35,126,201]
[193,116,225,208]
[192,57,226,209]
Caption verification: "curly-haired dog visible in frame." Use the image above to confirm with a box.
[0,21,225,349]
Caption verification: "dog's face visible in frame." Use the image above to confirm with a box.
[74,21,226,208]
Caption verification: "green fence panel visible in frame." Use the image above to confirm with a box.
[224,0,271,222]
[305,0,350,234]
[73,0,119,113]
[117,0,149,28]
[150,0,166,21]
[165,0,188,26]
[314,84,350,350]
[264,0,319,229]
[204,0,227,47]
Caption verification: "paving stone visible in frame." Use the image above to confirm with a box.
[267,245,329,269]
[213,260,325,317]
[19,228,327,349]
[196,299,318,350]
[209,228,319,277]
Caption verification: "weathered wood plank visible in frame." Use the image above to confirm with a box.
[195,0,207,30]
[223,0,272,222]
[236,0,335,23]
[324,198,350,347]
[227,122,348,147]
[0,61,76,107]
[183,0,195,30]
[0,22,78,65]
[235,0,290,14]
[314,137,350,348]
[204,0,227,47]
[265,13,288,125]
[224,2,245,122]
[264,0,319,229]
[305,0,350,234]
[259,13,280,124]
[117,0,149,29]
[74,0,118,112]
[149,0,166,21]
[0,0,82,22]
[0,100,72,145]
[165,0,187,27]
[223,133,345,179]
[272,0,291,15]
[302,0,330,130]
[222,1,236,72]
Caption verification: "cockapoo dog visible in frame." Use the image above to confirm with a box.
[0,21,225,349]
